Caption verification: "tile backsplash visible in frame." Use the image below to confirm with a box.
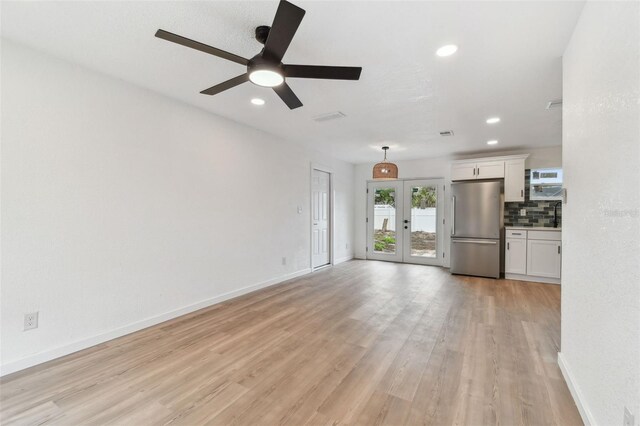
[505,169,562,227]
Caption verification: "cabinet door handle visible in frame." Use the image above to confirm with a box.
[521,189,524,197]
[477,167,480,176]
[507,242,510,250]
[558,246,561,254]
[473,167,476,176]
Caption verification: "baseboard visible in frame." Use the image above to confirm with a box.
[334,254,354,265]
[505,273,561,285]
[0,268,311,377]
[558,352,596,425]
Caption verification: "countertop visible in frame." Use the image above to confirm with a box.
[505,226,561,231]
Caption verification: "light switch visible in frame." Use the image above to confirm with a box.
[297,206,303,214]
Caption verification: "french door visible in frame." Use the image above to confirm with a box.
[367,179,443,265]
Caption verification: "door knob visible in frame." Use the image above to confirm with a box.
[404,219,410,223]
[404,226,408,229]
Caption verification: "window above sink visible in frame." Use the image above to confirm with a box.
[530,168,563,200]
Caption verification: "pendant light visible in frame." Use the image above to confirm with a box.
[372,146,398,179]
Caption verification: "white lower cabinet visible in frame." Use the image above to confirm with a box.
[527,240,561,279]
[505,228,561,284]
[505,238,527,275]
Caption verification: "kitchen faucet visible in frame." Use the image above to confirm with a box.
[553,201,562,228]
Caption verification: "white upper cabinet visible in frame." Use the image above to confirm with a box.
[451,160,504,181]
[451,155,528,199]
[451,163,477,181]
[475,160,505,179]
[504,158,526,202]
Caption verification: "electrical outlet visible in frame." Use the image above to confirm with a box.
[520,208,527,216]
[624,407,634,426]
[24,312,38,331]
[282,257,287,266]
[297,206,303,214]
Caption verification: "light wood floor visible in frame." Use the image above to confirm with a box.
[1,260,582,425]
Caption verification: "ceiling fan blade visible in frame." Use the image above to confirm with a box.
[273,83,303,109]
[155,29,248,66]
[263,1,306,63]
[284,65,362,80]
[200,74,249,96]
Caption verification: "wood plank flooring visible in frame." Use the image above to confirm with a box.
[0,260,582,425]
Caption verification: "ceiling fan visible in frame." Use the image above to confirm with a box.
[155,0,362,110]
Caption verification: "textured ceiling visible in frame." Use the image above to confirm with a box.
[1,1,584,163]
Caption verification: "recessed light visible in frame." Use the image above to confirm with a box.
[486,117,501,124]
[251,98,265,106]
[436,44,458,57]
[487,140,498,145]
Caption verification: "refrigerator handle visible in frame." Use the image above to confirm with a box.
[451,239,498,245]
[451,196,456,236]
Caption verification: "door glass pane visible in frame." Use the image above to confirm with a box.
[410,185,437,258]
[373,188,396,254]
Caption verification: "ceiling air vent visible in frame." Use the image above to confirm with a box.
[313,111,346,122]
[439,130,454,136]
[546,99,563,110]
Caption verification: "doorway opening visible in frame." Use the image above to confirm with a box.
[366,179,444,265]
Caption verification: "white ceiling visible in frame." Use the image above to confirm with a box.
[1,1,584,163]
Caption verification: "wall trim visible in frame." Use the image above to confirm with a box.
[0,268,312,377]
[558,352,596,426]
[505,273,561,285]
[333,255,354,265]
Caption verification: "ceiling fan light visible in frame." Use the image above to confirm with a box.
[249,69,284,87]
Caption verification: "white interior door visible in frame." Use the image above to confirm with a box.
[367,181,403,262]
[312,169,330,268]
[402,179,443,265]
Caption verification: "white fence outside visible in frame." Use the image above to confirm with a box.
[374,206,436,232]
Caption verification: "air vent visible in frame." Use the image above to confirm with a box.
[439,130,454,136]
[546,99,563,110]
[313,111,346,122]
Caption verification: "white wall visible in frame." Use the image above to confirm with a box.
[354,146,563,264]
[0,40,355,375]
[559,2,640,425]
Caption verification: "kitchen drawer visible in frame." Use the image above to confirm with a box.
[527,230,561,241]
[506,229,527,239]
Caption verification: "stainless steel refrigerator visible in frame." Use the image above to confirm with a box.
[450,180,502,278]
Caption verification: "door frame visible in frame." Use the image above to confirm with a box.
[310,163,334,271]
